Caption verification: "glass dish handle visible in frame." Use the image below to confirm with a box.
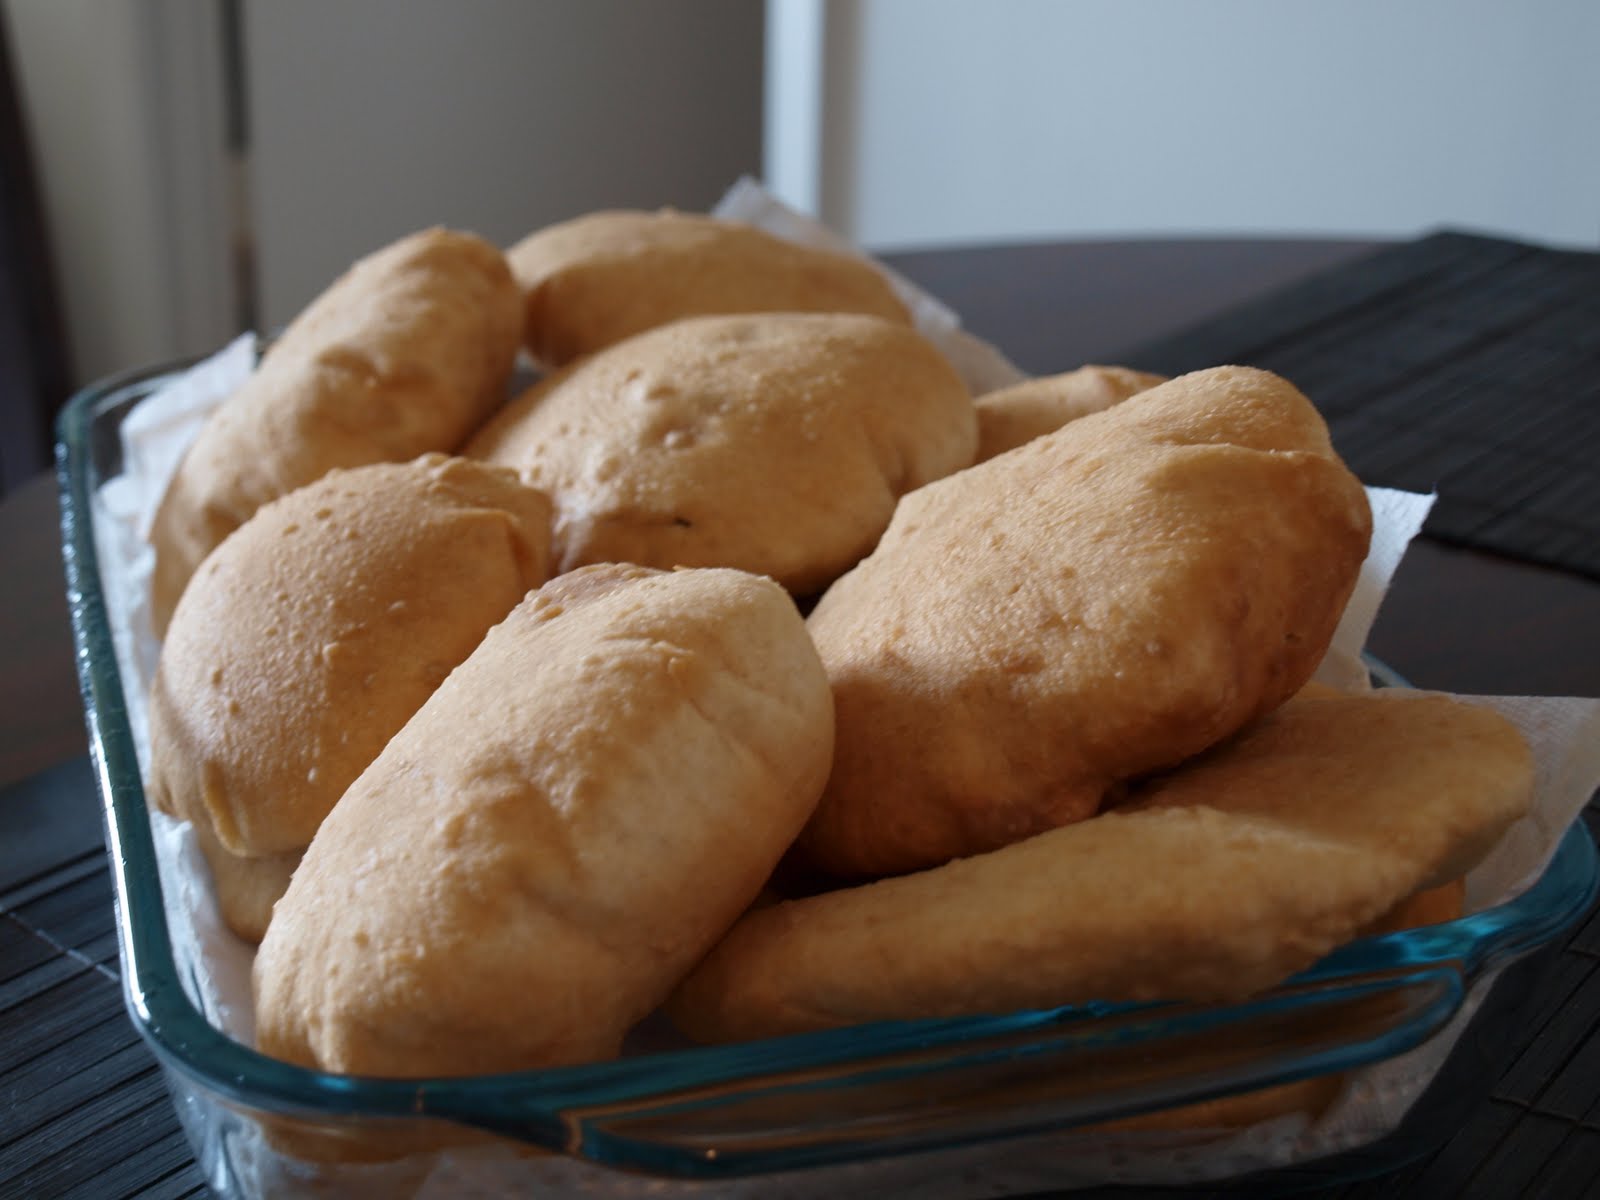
[428,822,1596,1177]
[434,963,1464,1177]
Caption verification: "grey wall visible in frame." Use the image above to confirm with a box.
[244,0,765,328]
[4,0,234,384]
[4,0,765,380]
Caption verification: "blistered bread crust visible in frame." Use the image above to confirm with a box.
[253,564,834,1078]
[508,208,912,367]
[147,455,553,879]
[974,364,1167,462]
[800,366,1374,877]
[466,312,977,595]
[149,228,522,631]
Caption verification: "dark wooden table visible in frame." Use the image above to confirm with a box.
[3,238,1597,1198]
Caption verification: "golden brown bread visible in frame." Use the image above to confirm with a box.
[187,819,301,945]
[149,228,522,632]
[253,564,834,1077]
[974,364,1166,462]
[507,209,912,367]
[668,692,1531,1044]
[1094,876,1467,1134]
[147,456,552,939]
[1293,679,1350,701]
[799,365,1373,877]
[465,313,977,595]
[1364,877,1467,935]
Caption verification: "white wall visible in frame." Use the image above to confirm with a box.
[770,0,1600,251]
[244,0,764,329]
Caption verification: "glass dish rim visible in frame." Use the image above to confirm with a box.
[54,359,1600,1179]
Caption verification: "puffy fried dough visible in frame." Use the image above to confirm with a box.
[668,693,1531,1043]
[1094,877,1465,1135]
[254,564,834,1077]
[800,365,1372,877]
[1077,877,1467,1137]
[148,456,552,939]
[974,365,1166,462]
[1294,679,1349,701]
[187,819,301,944]
[507,209,911,367]
[806,361,1369,876]
[150,228,522,632]
[465,313,976,595]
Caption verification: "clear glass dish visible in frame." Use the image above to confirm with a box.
[57,361,1599,1197]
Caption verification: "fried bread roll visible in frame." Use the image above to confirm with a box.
[254,564,834,1077]
[801,365,1372,877]
[669,693,1531,1043]
[974,364,1166,462]
[1094,876,1467,1135]
[150,228,522,632]
[465,313,977,595]
[148,456,552,940]
[508,209,911,367]
[186,821,301,945]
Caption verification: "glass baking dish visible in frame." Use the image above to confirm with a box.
[57,361,1600,1197]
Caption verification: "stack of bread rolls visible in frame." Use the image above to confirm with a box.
[145,209,1532,1133]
